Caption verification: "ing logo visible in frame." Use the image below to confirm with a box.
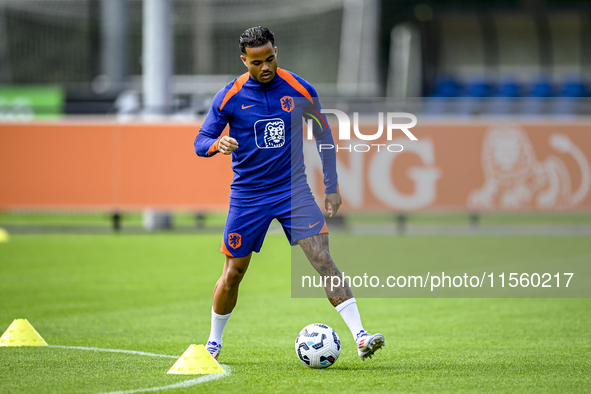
[228,233,241,249]
[281,96,294,112]
[254,118,285,149]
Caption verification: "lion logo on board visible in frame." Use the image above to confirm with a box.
[467,126,590,209]
[228,233,241,249]
[281,96,294,112]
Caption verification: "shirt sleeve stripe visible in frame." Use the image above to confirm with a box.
[276,68,314,103]
[207,138,220,156]
[220,72,250,111]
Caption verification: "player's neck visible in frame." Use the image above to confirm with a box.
[248,69,281,89]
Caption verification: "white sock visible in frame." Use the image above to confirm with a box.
[207,307,232,346]
[335,298,365,340]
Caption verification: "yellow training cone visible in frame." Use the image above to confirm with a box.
[0,228,9,243]
[0,319,48,347]
[167,344,224,375]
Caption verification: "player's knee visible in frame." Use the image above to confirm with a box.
[223,264,246,288]
[313,248,333,265]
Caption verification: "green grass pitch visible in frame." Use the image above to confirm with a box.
[0,233,590,393]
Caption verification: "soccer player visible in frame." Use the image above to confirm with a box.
[194,26,384,361]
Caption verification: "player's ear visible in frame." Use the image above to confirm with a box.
[274,46,278,56]
[240,55,247,67]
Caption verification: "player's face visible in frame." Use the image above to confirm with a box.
[241,42,278,84]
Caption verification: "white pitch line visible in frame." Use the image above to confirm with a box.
[47,345,230,394]
[97,366,230,394]
[49,345,177,359]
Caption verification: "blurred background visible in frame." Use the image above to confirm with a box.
[1,0,590,233]
[2,0,591,114]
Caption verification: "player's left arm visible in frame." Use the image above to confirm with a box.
[308,94,341,217]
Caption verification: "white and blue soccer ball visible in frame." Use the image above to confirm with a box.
[295,323,341,368]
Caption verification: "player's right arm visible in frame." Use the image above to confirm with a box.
[217,136,239,155]
[194,86,237,157]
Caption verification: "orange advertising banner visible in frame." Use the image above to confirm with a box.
[0,122,232,210]
[1,121,590,212]
[304,122,591,212]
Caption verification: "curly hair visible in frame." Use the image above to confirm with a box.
[239,26,275,54]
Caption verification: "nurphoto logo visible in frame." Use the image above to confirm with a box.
[305,111,418,153]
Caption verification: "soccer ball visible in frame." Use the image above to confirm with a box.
[295,323,341,368]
